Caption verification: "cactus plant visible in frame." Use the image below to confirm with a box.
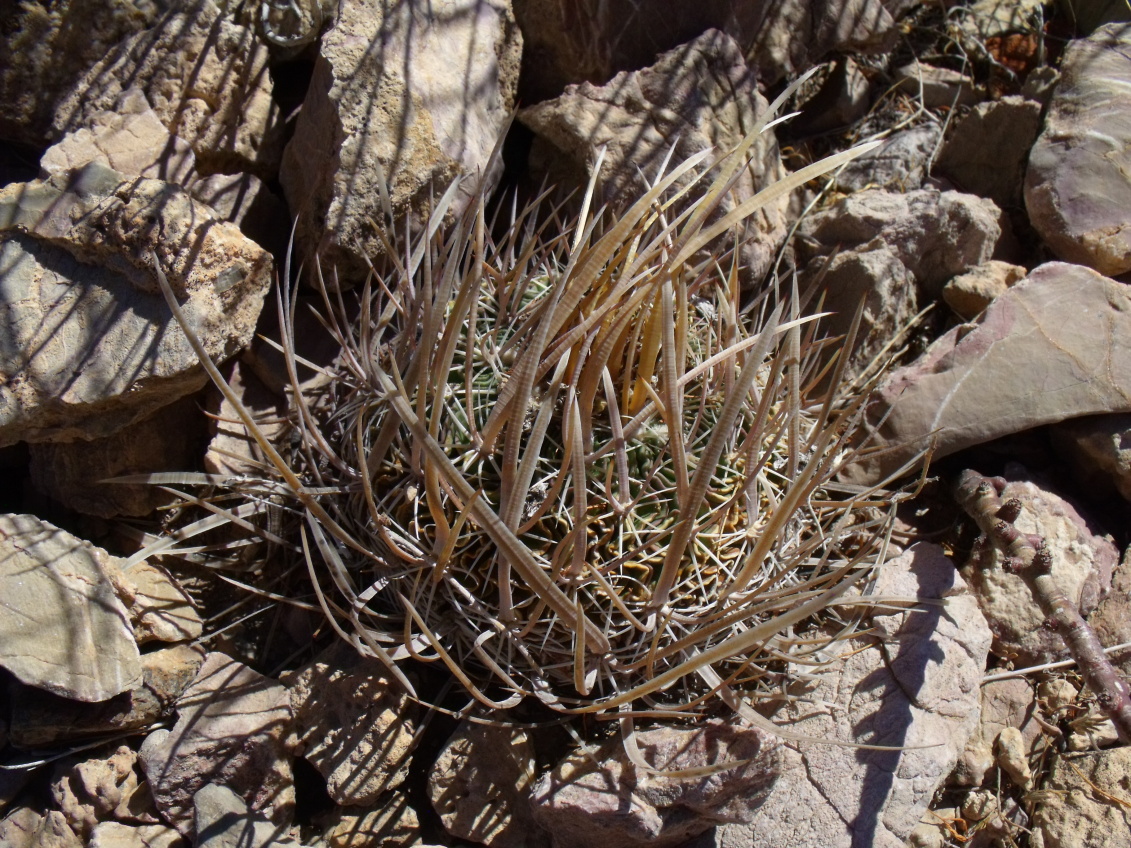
[145,91,906,731]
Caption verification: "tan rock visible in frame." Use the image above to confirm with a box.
[893,60,983,108]
[40,87,195,185]
[50,745,145,840]
[833,123,942,193]
[39,86,288,253]
[1052,413,1131,503]
[937,98,1042,210]
[280,0,521,287]
[955,677,1039,786]
[942,260,1027,320]
[0,514,141,702]
[430,721,538,848]
[0,806,82,848]
[284,644,415,805]
[0,162,273,446]
[0,0,161,146]
[8,643,205,748]
[960,473,1117,665]
[110,559,203,645]
[52,4,283,177]
[88,822,186,848]
[514,0,898,101]
[1089,546,1131,677]
[532,719,779,848]
[716,544,992,848]
[204,361,288,480]
[798,188,1004,295]
[318,794,421,848]
[995,727,1032,790]
[1032,747,1131,848]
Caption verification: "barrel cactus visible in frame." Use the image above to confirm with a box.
[150,94,904,731]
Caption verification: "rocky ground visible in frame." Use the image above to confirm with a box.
[2,1,1131,846]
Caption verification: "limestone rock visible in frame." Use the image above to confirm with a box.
[1031,747,1131,848]
[88,822,186,848]
[955,677,1040,786]
[39,87,288,255]
[712,543,992,848]
[0,513,141,702]
[203,361,289,480]
[280,0,521,287]
[1025,24,1131,275]
[833,122,942,193]
[1052,413,1131,502]
[530,719,780,848]
[29,397,206,519]
[960,471,1117,665]
[521,29,788,285]
[430,722,539,848]
[802,245,918,376]
[50,745,146,840]
[9,644,205,748]
[1054,0,1131,35]
[893,60,983,108]
[0,806,82,848]
[798,188,1004,296]
[109,559,202,645]
[139,652,293,835]
[52,5,283,177]
[0,162,273,446]
[791,57,872,137]
[513,0,899,101]
[284,644,416,806]
[937,97,1043,209]
[942,260,1027,320]
[1088,546,1131,677]
[192,784,305,848]
[844,263,1131,484]
[40,88,195,186]
[317,794,421,848]
[0,0,161,146]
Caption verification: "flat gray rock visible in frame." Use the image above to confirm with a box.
[711,543,991,848]
[1025,24,1131,275]
[531,719,780,848]
[0,514,141,702]
[193,784,304,848]
[937,97,1042,209]
[139,652,293,835]
[846,262,1131,485]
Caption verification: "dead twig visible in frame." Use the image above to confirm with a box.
[954,469,1131,744]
